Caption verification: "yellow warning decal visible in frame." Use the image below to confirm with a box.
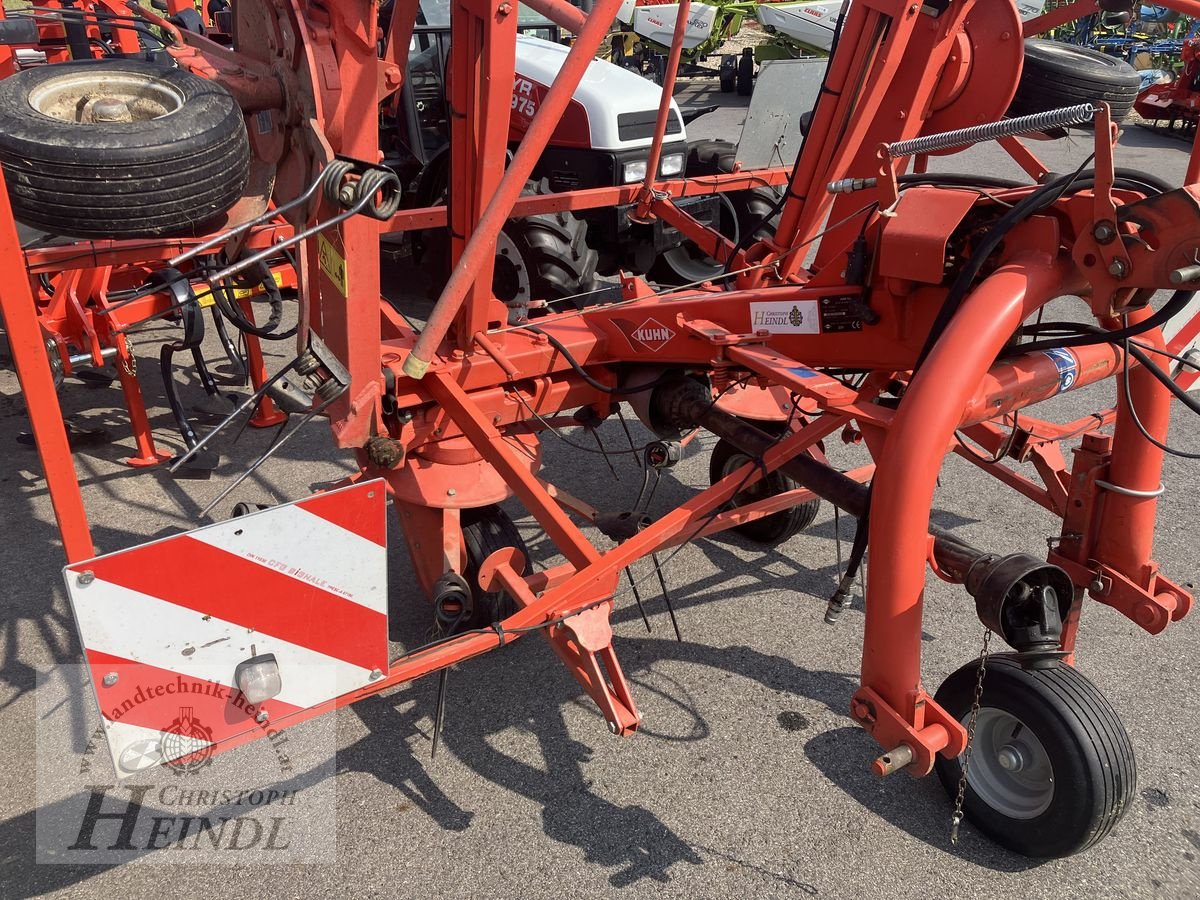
[197,292,215,308]
[318,233,348,298]
[229,270,285,300]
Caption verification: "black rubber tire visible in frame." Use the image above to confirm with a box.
[719,69,736,93]
[1007,39,1141,125]
[736,49,754,97]
[502,178,599,311]
[708,435,821,544]
[651,139,781,286]
[461,505,531,625]
[423,178,598,312]
[0,59,249,238]
[933,655,1136,858]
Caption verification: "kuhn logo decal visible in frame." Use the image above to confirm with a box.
[630,318,676,351]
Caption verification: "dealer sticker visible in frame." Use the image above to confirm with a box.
[1042,348,1079,394]
[749,300,820,334]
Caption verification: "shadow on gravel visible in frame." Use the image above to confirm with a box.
[339,635,862,888]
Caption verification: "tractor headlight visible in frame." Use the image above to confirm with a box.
[660,153,685,177]
[622,160,648,183]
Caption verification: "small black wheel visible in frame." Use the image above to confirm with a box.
[736,49,755,97]
[1006,39,1141,124]
[708,435,821,544]
[461,505,531,625]
[0,59,249,238]
[651,139,781,286]
[933,655,1136,858]
[719,53,736,93]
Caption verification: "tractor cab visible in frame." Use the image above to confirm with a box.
[380,0,716,284]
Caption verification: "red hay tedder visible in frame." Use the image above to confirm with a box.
[2,0,1200,859]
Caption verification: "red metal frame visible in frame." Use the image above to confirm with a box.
[4,0,1200,817]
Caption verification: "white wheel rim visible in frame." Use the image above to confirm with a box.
[964,708,1055,819]
[28,71,184,124]
[719,449,771,506]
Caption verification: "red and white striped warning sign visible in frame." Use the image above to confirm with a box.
[63,480,389,777]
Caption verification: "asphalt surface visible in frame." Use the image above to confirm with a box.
[1,82,1199,899]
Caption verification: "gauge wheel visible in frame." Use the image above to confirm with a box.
[933,655,1136,858]
[708,435,821,544]
[1006,39,1141,124]
[462,505,531,626]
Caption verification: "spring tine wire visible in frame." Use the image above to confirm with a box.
[625,566,652,633]
[196,387,344,517]
[167,356,299,472]
[168,166,332,268]
[650,552,682,641]
[431,668,449,759]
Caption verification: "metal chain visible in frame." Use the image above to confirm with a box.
[950,627,992,845]
[120,336,136,377]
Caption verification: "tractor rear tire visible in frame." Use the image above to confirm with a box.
[0,59,249,238]
[652,140,781,286]
[423,178,599,317]
[1006,39,1141,124]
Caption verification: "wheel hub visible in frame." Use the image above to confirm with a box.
[996,743,1027,772]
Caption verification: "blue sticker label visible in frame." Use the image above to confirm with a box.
[1042,348,1078,394]
[787,367,821,379]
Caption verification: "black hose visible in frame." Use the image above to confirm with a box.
[209,259,298,341]
[210,305,247,379]
[159,302,206,450]
[913,156,1097,370]
[1014,290,1196,354]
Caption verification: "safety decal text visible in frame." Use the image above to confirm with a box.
[317,233,348,298]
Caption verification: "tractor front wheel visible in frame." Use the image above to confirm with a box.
[652,140,781,286]
[933,655,1136,858]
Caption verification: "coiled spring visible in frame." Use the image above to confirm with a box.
[203,162,402,283]
[886,103,1096,159]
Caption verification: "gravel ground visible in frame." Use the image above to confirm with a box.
[0,89,1199,900]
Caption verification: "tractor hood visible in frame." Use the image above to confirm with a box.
[512,35,685,153]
